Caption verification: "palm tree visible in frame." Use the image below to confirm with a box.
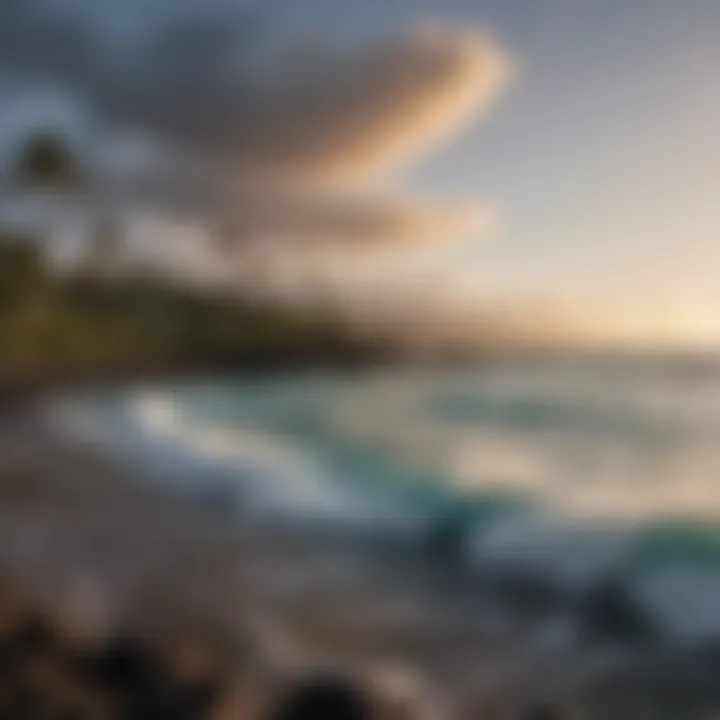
[12,130,85,192]
[11,130,122,278]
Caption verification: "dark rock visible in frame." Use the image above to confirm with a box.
[77,635,160,692]
[522,704,565,720]
[267,675,371,720]
[76,634,220,719]
[579,576,654,644]
[0,615,55,674]
[492,568,565,612]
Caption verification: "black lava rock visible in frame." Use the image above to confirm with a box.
[267,675,371,720]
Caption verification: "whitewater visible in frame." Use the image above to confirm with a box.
[50,358,720,643]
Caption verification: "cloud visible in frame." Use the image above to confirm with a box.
[114,170,488,254]
[127,27,509,187]
[0,0,509,258]
[224,194,485,254]
[350,283,720,352]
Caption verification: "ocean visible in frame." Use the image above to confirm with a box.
[52,357,720,643]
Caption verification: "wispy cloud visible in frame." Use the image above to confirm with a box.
[0,0,509,256]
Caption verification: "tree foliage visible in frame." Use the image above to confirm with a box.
[12,132,86,191]
[0,235,377,379]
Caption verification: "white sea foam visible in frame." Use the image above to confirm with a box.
[126,389,424,536]
[46,363,720,642]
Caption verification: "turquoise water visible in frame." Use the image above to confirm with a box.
[56,359,720,639]
[140,364,720,520]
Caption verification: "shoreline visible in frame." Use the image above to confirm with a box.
[5,348,720,407]
[1,391,720,716]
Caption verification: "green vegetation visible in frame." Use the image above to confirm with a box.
[0,235,377,382]
[0,131,387,383]
[0,131,383,383]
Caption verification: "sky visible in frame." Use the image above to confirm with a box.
[408,0,720,297]
[317,0,720,309]
[0,0,718,349]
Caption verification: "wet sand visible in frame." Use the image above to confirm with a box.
[0,400,719,718]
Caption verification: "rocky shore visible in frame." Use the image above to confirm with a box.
[0,399,719,718]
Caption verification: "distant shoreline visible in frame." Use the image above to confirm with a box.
[3,346,719,408]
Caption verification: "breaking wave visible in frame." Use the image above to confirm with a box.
[51,360,720,642]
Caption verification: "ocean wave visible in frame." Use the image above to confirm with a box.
[46,367,720,643]
[128,390,426,534]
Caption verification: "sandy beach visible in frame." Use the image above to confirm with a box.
[0,394,718,719]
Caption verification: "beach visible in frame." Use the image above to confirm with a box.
[0,389,719,719]
[0,0,716,715]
